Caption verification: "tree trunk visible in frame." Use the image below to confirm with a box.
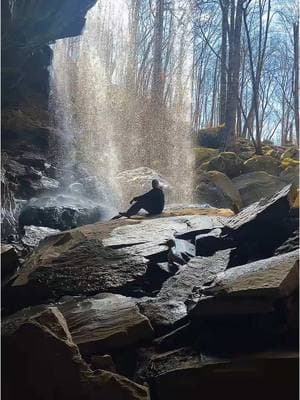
[293,21,299,144]
[219,0,229,124]
[224,0,243,150]
[151,0,164,105]
[126,0,140,91]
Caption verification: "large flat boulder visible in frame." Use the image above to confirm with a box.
[192,250,299,316]
[58,293,154,355]
[188,251,299,351]
[10,214,228,307]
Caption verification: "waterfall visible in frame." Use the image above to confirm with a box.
[49,0,194,208]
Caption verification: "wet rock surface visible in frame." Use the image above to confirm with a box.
[7,213,226,309]
[21,225,61,249]
[2,191,299,400]
[58,293,154,355]
[19,204,104,231]
[139,250,231,334]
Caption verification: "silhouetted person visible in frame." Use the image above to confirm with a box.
[112,179,165,219]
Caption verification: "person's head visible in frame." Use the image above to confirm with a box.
[152,179,160,189]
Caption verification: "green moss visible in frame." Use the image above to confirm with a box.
[193,147,219,167]
[244,155,281,176]
[281,158,300,168]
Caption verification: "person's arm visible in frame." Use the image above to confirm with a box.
[130,190,153,204]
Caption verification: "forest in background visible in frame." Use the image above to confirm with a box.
[94,0,299,153]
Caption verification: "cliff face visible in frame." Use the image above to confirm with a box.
[1,0,97,240]
[1,0,96,153]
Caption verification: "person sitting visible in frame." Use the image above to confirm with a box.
[112,179,165,219]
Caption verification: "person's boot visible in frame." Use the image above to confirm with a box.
[110,212,129,220]
[119,212,130,218]
[110,214,122,220]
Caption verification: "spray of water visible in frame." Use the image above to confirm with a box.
[49,0,194,208]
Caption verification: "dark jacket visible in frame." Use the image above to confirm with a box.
[133,188,165,214]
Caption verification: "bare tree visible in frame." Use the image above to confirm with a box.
[151,0,165,104]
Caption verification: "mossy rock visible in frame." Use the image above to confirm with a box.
[281,147,300,161]
[193,147,219,168]
[232,171,287,206]
[196,125,225,149]
[206,152,244,178]
[279,165,299,185]
[243,155,281,176]
[239,150,255,161]
[195,170,242,211]
[281,157,300,168]
[196,161,210,174]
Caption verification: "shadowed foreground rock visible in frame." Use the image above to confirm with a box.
[138,347,298,400]
[1,244,20,283]
[2,307,149,400]
[2,197,298,399]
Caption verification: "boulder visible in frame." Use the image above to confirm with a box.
[9,214,227,308]
[90,354,116,372]
[139,250,231,334]
[116,167,172,206]
[1,244,20,281]
[232,171,287,206]
[243,155,281,176]
[195,171,242,211]
[196,125,225,148]
[275,231,299,255]
[58,293,154,356]
[193,147,219,168]
[2,307,150,400]
[280,165,299,185]
[166,238,195,266]
[281,147,300,161]
[206,152,244,178]
[21,225,61,249]
[19,204,105,231]
[141,348,298,400]
[195,228,233,256]
[189,251,299,351]
[3,157,61,199]
[197,250,299,302]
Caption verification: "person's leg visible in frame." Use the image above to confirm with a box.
[122,201,143,217]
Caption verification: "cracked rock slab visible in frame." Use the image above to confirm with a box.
[139,250,231,333]
[58,293,154,355]
[11,214,227,305]
[191,250,299,317]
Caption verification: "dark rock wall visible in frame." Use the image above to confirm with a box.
[1,0,97,228]
[2,0,96,110]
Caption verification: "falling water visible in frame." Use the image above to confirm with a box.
[49,0,194,208]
